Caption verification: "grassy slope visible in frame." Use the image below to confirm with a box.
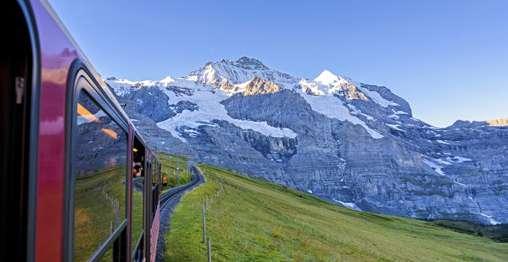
[432,220,508,243]
[159,154,192,190]
[165,165,508,262]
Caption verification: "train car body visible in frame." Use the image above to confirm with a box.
[1,1,163,261]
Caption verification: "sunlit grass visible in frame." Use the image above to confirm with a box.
[165,164,508,262]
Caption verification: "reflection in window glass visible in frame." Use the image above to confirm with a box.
[99,246,113,262]
[73,91,127,261]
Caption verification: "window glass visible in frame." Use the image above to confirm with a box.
[131,145,144,253]
[73,90,127,261]
[98,246,113,262]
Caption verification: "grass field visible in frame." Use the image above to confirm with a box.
[164,164,508,262]
[159,154,192,190]
[431,220,508,243]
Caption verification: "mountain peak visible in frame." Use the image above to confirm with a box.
[314,70,340,85]
[233,56,269,70]
[160,75,175,85]
[185,57,298,88]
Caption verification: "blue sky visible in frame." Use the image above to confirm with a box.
[49,0,507,127]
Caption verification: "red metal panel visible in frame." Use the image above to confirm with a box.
[29,1,149,261]
[30,1,78,261]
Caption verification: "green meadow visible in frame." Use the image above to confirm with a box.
[164,164,508,262]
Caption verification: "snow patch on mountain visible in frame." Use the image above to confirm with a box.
[423,158,447,176]
[479,212,501,225]
[157,86,297,142]
[360,87,399,108]
[436,139,450,145]
[333,199,362,211]
[393,110,408,115]
[445,156,472,163]
[386,123,404,131]
[346,104,375,121]
[300,92,383,139]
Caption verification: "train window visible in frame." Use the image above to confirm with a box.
[72,90,128,261]
[152,162,158,185]
[131,138,145,255]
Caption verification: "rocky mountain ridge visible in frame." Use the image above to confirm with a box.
[107,57,508,225]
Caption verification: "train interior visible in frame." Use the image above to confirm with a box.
[0,1,33,260]
[132,136,146,259]
[133,137,146,178]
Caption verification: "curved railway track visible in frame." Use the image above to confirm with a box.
[159,166,204,208]
[156,166,204,261]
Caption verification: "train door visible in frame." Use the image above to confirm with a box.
[0,1,37,260]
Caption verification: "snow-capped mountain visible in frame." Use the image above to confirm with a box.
[107,57,508,225]
[185,57,299,89]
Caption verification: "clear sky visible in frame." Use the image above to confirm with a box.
[49,0,507,127]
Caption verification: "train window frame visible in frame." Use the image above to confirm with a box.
[66,66,130,262]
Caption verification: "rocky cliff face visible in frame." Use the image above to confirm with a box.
[107,57,508,225]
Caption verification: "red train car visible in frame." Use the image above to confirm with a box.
[1,1,163,261]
